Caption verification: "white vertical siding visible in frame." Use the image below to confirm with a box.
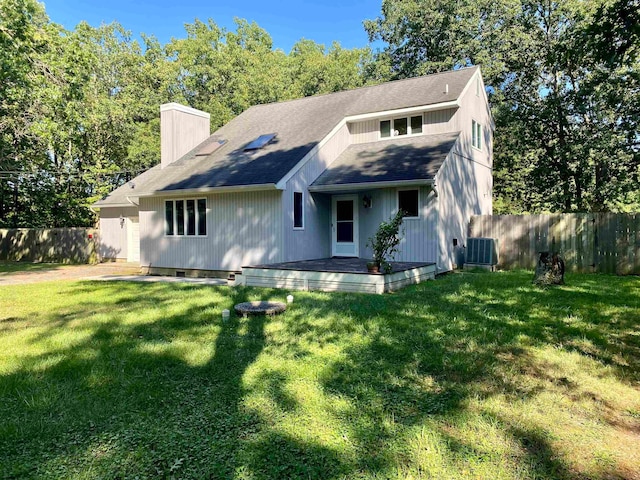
[434,72,493,271]
[161,106,210,168]
[140,190,283,271]
[98,206,139,259]
[284,124,351,261]
[358,187,438,263]
[424,108,457,134]
[348,120,378,144]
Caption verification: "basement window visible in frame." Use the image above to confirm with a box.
[165,198,207,236]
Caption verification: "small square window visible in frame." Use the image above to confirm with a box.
[398,189,419,218]
[394,117,408,136]
[293,191,304,229]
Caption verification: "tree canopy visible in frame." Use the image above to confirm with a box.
[0,1,372,227]
[366,0,639,213]
[1,0,637,227]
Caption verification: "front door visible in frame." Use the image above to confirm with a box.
[331,195,358,257]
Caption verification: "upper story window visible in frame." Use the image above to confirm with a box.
[165,198,207,236]
[293,191,304,229]
[380,114,423,139]
[472,120,482,150]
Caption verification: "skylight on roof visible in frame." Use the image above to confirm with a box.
[244,133,277,151]
[195,139,226,156]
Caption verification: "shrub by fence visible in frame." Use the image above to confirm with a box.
[469,213,640,275]
[0,228,98,264]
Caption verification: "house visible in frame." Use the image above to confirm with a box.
[94,66,493,292]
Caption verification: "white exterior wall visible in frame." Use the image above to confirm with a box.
[98,206,139,260]
[283,124,350,261]
[160,104,210,168]
[435,73,493,271]
[347,107,458,145]
[358,186,438,263]
[139,190,284,271]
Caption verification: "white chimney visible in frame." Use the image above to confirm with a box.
[160,103,210,169]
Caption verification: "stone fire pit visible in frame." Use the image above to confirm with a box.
[234,301,287,317]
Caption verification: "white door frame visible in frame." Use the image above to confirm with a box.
[331,195,359,257]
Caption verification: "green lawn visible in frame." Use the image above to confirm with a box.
[0,272,638,479]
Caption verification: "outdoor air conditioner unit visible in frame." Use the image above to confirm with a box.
[465,237,499,270]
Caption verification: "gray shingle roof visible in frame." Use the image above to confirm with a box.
[95,67,478,207]
[310,132,460,189]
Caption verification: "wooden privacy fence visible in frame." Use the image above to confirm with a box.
[0,228,98,264]
[469,214,640,275]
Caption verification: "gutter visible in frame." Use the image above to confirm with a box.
[308,179,434,193]
[134,183,282,198]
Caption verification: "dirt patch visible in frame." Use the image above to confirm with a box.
[0,263,140,285]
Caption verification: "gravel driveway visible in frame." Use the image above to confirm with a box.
[0,263,140,286]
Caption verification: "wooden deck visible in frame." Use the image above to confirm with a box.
[240,258,436,294]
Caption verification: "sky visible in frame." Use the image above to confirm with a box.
[41,0,384,52]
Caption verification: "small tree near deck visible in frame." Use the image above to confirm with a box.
[367,210,406,273]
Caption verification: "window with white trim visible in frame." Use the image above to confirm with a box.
[165,198,207,236]
[380,114,423,138]
[472,120,482,150]
[293,191,304,229]
[398,189,419,218]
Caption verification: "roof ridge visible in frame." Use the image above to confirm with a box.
[248,66,480,110]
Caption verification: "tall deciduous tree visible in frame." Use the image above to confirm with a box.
[366,0,639,213]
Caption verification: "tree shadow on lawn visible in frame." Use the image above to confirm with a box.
[0,272,638,478]
[275,271,639,477]
[0,282,346,479]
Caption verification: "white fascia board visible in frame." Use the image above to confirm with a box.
[459,67,496,131]
[308,179,434,193]
[136,183,281,198]
[126,196,140,206]
[91,202,134,210]
[276,100,460,190]
[344,100,460,123]
[160,102,210,119]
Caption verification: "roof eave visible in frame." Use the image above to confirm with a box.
[309,179,435,193]
[135,183,282,198]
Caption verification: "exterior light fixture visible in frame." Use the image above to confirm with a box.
[363,195,372,209]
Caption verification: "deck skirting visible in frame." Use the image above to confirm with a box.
[241,263,436,294]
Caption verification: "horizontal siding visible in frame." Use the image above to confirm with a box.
[140,190,283,271]
[99,206,139,259]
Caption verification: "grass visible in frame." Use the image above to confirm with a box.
[0,271,638,479]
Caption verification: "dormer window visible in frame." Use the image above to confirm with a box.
[380,115,423,139]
